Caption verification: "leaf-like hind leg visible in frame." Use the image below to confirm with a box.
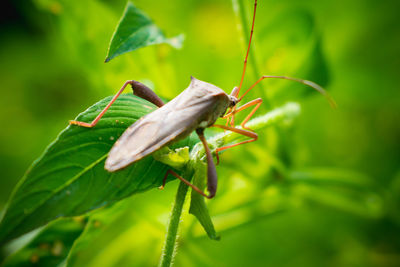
[196,128,218,199]
[212,124,258,165]
[69,80,164,128]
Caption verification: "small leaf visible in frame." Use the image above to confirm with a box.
[0,94,189,245]
[2,218,87,267]
[291,183,383,218]
[288,168,375,189]
[189,162,219,240]
[288,168,383,218]
[105,2,183,62]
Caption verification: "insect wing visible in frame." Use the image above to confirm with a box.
[105,93,214,171]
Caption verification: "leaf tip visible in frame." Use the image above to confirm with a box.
[168,34,185,49]
[211,234,221,241]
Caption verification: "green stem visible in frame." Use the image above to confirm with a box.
[232,0,270,108]
[158,168,193,267]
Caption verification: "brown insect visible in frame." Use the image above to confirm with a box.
[70,0,335,198]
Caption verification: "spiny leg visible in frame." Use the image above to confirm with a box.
[212,124,258,165]
[70,80,165,128]
[224,98,263,131]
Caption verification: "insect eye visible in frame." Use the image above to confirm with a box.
[228,95,238,107]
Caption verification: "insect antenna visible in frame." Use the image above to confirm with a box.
[239,75,337,108]
[236,0,258,98]
[232,1,336,108]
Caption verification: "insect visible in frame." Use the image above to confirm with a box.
[69,0,335,198]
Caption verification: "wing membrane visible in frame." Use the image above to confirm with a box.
[105,78,228,171]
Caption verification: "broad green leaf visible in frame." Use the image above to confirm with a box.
[2,218,87,267]
[105,2,183,62]
[0,94,188,245]
[189,162,219,241]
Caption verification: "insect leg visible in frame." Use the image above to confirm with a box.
[196,128,218,199]
[212,125,258,165]
[160,170,212,199]
[158,129,218,199]
[70,80,165,128]
[225,98,263,131]
[130,80,164,108]
[224,113,235,128]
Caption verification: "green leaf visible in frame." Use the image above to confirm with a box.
[2,218,87,267]
[257,9,330,104]
[0,94,186,245]
[105,2,183,62]
[189,162,219,241]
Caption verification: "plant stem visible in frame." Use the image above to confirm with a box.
[158,168,193,267]
[232,0,270,108]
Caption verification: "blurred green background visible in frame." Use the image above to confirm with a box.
[0,0,399,266]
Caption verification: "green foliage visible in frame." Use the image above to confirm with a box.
[105,2,183,62]
[1,0,399,266]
